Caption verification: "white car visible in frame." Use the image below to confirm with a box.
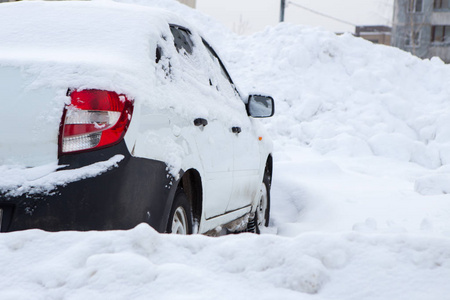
[0,1,274,235]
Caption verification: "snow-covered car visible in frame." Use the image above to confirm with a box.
[0,1,274,235]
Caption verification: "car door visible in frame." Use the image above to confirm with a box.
[201,40,261,212]
[228,118,261,211]
[168,25,235,219]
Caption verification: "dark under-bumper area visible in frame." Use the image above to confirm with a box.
[0,141,177,233]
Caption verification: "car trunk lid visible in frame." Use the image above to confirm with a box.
[0,66,65,167]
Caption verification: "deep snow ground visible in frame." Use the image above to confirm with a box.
[2,224,450,300]
[1,0,450,299]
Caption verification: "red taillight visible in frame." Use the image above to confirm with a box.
[59,89,134,155]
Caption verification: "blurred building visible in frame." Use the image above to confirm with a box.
[355,26,392,45]
[392,0,450,63]
[177,0,195,8]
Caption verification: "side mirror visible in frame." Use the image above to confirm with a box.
[247,95,275,118]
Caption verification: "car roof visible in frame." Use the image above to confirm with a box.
[0,1,193,99]
[0,1,188,66]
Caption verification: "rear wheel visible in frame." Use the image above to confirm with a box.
[167,187,193,234]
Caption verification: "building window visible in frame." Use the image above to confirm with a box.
[431,25,450,42]
[408,0,423,12]
[434,0,450,9]
[406,31,421,46]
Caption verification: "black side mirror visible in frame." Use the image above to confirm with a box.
[247,95,275,118]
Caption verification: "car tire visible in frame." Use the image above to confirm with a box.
[167,187,193,234]
[250,171,271,234]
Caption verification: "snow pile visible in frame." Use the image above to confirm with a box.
[220,25,450,196]
[222,25,450,170]
[1,224,449,299]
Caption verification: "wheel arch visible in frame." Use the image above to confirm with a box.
[178,168,203,226]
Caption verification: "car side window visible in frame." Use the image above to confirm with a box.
[202,39,232,84]
[170,25,194,55]
[155,45,162,63]
[166,25,242,108]
[155,35,173,79]
[202,39,240,98]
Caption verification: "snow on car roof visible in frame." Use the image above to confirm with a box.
[0,1,177,64]
[0,1,173,96]
[0,0,248,126]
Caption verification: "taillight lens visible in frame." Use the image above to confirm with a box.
[59,89,134,155]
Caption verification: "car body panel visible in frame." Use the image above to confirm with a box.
[1,141,175,233]
[0,66,64,167]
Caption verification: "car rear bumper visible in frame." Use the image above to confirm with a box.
[0,141,177,233]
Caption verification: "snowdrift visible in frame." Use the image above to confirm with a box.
[224,25,450,173]
[1,224,449,299]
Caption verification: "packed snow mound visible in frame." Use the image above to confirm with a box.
[220,24,450,171]
[1,224,450,300]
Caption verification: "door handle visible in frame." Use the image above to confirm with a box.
[194,118,208,127]
[232,126,241,134]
